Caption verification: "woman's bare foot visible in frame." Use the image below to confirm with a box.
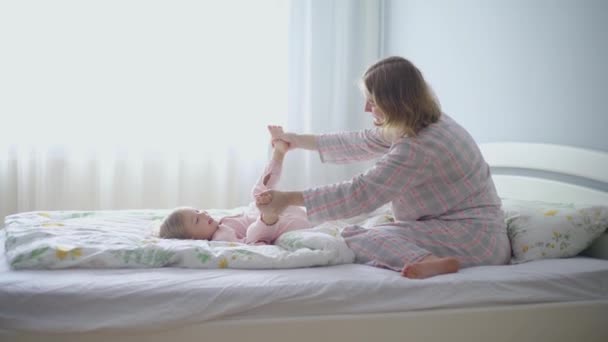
[401,255,460,279]
[256,193,278,225]
[268,125,289,154]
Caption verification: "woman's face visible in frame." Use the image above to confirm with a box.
[364,98,385,125]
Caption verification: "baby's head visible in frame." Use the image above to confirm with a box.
[159,207,219,240]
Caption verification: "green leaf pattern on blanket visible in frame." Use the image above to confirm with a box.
[280,234,305,250]
[111,249,175,266]
[11,247,50,267]
[195,248,212,263]
[4,207,359,269]
[230,249,256,260]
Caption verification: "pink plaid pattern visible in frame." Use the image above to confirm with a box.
[303,114,511,270]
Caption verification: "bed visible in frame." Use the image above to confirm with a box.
[1,142,607,342]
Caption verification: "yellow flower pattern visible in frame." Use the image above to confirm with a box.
[506,201,608,264]
[42,222,65,228]
[72,248,82,257]
[218,258,229,268]
[544,210,558,216]
[55,248,69,260]
[55,247,83,261]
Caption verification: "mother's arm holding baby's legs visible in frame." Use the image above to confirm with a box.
[256,190,303,220]
[273,132,318,151]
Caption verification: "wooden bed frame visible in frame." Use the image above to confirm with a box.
[5,142,608,342]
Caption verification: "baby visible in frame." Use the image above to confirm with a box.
[158,126,311,245]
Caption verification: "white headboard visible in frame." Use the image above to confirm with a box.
[479,142,608,205]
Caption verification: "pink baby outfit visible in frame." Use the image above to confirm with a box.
[211,159,311,245]
[302,114,511,271]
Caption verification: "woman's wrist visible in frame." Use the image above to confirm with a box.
[294,134,318,151]
[292,133,304,149]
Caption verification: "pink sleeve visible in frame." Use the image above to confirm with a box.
[317,128,391,164]
[250,159,282,198]
[304,142,429,224]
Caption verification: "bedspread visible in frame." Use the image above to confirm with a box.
[2,206,390,269]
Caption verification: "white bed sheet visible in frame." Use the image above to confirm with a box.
[1,229,607,334]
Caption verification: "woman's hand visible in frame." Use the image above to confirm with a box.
[267,127,318,151]
[271,132,299,151]
[255,190,304,217]
[255,190,290,217]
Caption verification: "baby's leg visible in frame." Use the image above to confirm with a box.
[268,125,289,155]
[251,126,289,224]
[246,211,311,245]
[245,218,277,245]
[262,125,288,189]
[251,126,289,196]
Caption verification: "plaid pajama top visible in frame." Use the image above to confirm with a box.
[302,114,509,269]
[303,113,502,224]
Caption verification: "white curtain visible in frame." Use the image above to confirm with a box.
[0,0,383,220]
[280,0,383,190]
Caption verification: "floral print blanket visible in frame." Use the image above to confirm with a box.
[3,206,393,270]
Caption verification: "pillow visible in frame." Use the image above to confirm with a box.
[501,198,608,264]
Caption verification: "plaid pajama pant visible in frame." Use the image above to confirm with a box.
[341,219,511,271]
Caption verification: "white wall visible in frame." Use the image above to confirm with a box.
[384,0,608,152]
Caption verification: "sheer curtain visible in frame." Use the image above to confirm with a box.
[280,0,383,190]
[0,0,288,220]
[0,0,383,220]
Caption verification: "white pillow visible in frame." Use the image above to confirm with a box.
[501,198,608,264]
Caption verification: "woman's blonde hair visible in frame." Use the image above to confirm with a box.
[158,208,188,239]
[361,56,441,137]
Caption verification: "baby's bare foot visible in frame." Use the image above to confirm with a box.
[268,125,289,153]
[255,193,273,205]
[261,213,278,225]
[401,256,460,279]
[256,194,278,225]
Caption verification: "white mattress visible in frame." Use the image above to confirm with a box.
[1,229,607,334]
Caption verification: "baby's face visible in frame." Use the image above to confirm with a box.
[179,208,219,240]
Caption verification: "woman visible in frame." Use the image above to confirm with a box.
[256,56,511,278]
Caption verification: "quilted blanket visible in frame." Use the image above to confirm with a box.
[3,206,393,270]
